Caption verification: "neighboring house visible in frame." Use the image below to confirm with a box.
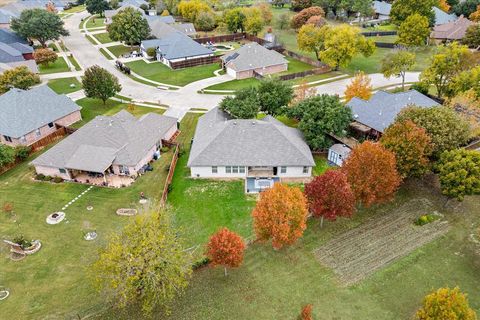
[0,86,81,147]
[372,1,391,20]
[0,29,37,72]
[105,4,144,24]
[188,108,315,193]
[431,15,474,42]
[0,9,16,29]
[221,42,288,79]
[119,0,148,7]
[140,28,213,67]
[147,16,197,37]
[328,144,351,167]
[31,110,178,186]
[347,90,440,139]
[433,6,458,26]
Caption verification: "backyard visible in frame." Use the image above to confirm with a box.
[125,60,221,87]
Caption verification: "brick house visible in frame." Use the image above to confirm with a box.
[0,86,82,147]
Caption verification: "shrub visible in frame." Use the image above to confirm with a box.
[0,144,16,168]
[161,146,170,153]
[139,3,148,11]
[43,175,53,182]
[146,47,156,57]
[35,173,45,180]
[192,257,210,269]
[290,6,325,29]
[53,176,64,183]
[414,214,438,226]
[15,145,31,160]
[411,82,429,95]
[13,235,32,249]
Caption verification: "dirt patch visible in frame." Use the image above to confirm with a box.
[315,198,449,286]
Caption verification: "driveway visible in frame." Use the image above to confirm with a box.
[62,11,229,119]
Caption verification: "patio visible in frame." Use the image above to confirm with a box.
[72,172,134,188]
[246,177,280,194]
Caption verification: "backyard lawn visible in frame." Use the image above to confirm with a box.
[106,44,138,58]
[47,77,82,94]
[126,60,220,87]
[38,57,70,74]
[93,32,112,44]
[0,108,181,318]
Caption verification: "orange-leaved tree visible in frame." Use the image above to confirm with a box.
[415,287,477,320]
[344,71,372,102]
[206,227,245,276]
[438,0,450,12]
[342,141,401,207]
[298,304,313,320]
[304,170,355,227]
[380,120,432,178]
[252,183,308,249]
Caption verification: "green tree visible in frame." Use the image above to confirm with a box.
[108,7,150,46]
[224,8,246,33]
[164,0,180,14]
[420,42,471,98]
[177,0,211,22]
[86,0,110,17]
[0,66,40,93]
[450,65,480,99]
[288,94,352,150]
[396,106,471,157]
[257,79,294,116]
[220,87,259,119]
[381,49,416,90]
[352,0,374,19]
[243,7,264,35]
[436,150,480,201]
[291,0,313,11]
[11,9,69,47]
[390,0,436,25]
[462,24,480,48]
[195,11,216,31]
[319,25,375,70]
[0,145,16,168]
[82,65,122,104]
[91,205,192,315]
[297,24,327,60]
[397,14,430,47]
[453,0,480,17]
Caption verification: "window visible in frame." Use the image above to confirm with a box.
[303,166,309,174]
[20,136,26,143]
[59,168,66,174]
[211,166,218,174]
[3,135,12,142]
[48,122,54,128]
[35,129,41,137]
[280,166,287,174]
[239,166,245,173]
[232,166,239,173]
[226,166,232,173]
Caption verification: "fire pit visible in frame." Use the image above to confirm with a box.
[46,212,66,224]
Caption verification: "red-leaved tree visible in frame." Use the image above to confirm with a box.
[206,227,246,276]
[304,170,355,227]
[252,183,308,249]
[342,141,401,207]
[298,304,313,320]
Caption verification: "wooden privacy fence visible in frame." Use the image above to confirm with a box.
[278,65,331,81]
[361,31,397,37]
[160,144,179,205]
[374,42,396,48]
[170,56,221,69]
[279,48,329,68]
[30,126,76,152]
[194,33,250,44]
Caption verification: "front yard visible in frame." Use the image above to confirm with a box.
[38,57,70,74]
[47,77,82,94]
[106,44,138,58]
[125,60,221,87]
[92,32,113,44]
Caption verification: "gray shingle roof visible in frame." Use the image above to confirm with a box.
[433,7,458,25]
[0,29,26,44]
[188,108,315,167]
[221,42,288,72]
[141,30,212,60]
[347,90,440,133]
[0,85,80,138]
[31,111,178,170]
[0,42,24,62]
[373,1,391,16]
[146,15,175,25]
[0,59,39,73]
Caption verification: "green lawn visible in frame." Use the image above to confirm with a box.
[38,57,70,74]
[205,77,261,91]
[99,47,113,60]
[126,60,220,87]
[85,15,106,29]
[67,55,81,71]
[63,4,85,13]
[106,45,138,58]
[47,77,82,94]
[0,101,179,318]
[86,34,97,45]
[93,32,112,44]
[74,98,165,128]
[371,35,398,44]
[313,155,329,176]
[278,57,315,76]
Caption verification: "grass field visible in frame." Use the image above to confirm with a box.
[47,77,82,94]
[38,57,70,74]
[126,60,220,87]
[93,32,112,44]
[0,101,179,319]
[106,45,138,58]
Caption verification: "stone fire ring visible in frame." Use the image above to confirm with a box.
[46,212,66,225]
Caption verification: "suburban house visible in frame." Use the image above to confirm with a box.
[187,107,315,193]
[140,25,213,67]
[372,1,391,21]
[0,29,38,73]
[347,90,440,139]
[105,4,145,24]
[221,42,288,79]
[431,15,474,42]
[0,86,81,147]
[31,110,178,187]
[433,7,458,25]
[147,18,197,38]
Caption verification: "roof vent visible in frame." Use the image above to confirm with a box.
[354,114,359,119]
[233,121,237,125]
[252,121,256,126]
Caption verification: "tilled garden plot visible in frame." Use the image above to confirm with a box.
[315,198,449,286]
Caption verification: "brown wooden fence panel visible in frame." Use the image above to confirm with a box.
[170,56,222,69]
[194,33,247,44]
[160,144,179,205]
[278,65,331,81]
[30,127,67,152]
